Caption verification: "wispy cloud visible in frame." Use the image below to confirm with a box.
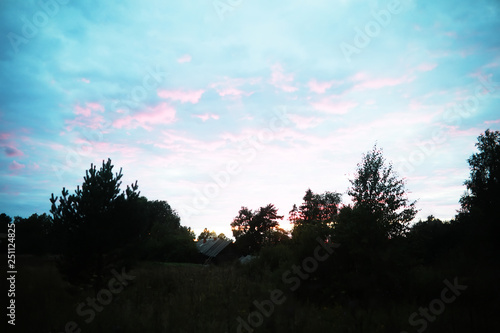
[113,103,176,130]
[193,113,220,121]
[9,160,25,171]
[269,63,298,93]
[308,79,340,94]
[158,89,205,104]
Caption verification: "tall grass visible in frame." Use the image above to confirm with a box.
[14,255,496,333]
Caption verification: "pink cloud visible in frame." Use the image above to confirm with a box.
[417,63,438,72]
[9,160,25,170]
[350,72,369,81]
[193,113,220,122]
[87,102,104,111]
[269,63,298,92]
[113,103,176,130]
[210,77,260,98]
[0,133,11,140]
[177,54,192,63]
[3,146,23,157]
[80,78,90,83]
[65,113,105,132]
[308,79,340,94]
[75,105,91,117]
[220,87,254,98]
[74,102,105,117]
[311,98,358,115]
[158,89,205,104]
[352,75,410,91]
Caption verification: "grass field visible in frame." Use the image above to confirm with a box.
[10,253,499,333]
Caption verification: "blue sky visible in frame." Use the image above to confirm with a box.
[1,0,499,237]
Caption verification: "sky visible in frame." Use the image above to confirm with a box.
[1,0,499,238]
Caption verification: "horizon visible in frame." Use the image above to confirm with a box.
[1,0,500,238]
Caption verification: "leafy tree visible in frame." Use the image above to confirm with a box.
[230,204,283,254]
[50,159,146,288]
[407,215,454,265]
[217,233,231,241]
[459,129,500,222]
[13,213,53,254]
[289,189,341,225]
[142,200,198,262]
[347,145,417,237]
[198,228,217,241]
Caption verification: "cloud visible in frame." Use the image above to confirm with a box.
[193,113,220,122]
[9,160,25,170]
[3,146,24,157]
[209,77,260,98]
[269,63,298,92]
[311,98,358,114]
[158,89,205,104]
[417,63,438,72]
[113,103,176,130]
[74,102,105,117]
[308,79,340,94]
[177,54,192,63]
[218,88,253,97]
[352,75,411,91]
[0,133,11,140]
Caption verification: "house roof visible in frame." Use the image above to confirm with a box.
[196,238,232,258]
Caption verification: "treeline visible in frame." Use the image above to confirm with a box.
[223,129,500,331]
[2,129,499,330]
[2,159,201,289]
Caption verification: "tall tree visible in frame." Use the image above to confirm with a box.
[348,145,417,237]
[50,159,145,288]
[459,129,500,221]
[230,204,283,253]
[290,189,342,225]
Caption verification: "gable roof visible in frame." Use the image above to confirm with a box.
[196,238,232,258]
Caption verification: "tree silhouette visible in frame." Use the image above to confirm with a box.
[50,158,145,288]
[198,228,217,241]
[348,145,417,237]
[13,213,53,254]
[290,189,341,226]
[142,200,198,262]
[230,204,283,254]
[459,129,500,222]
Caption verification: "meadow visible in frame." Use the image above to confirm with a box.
[12,251,498,333]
